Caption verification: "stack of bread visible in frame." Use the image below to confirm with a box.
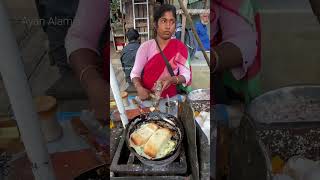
[129,122,177,159]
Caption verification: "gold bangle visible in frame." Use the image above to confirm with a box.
[79,65,98,83]
[175,76,179,84]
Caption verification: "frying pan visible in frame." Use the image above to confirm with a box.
[125,111,184,167]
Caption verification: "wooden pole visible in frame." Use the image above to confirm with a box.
[177,0,210,67]
[180,0,187,42]
[120,0,126,43]
[176,9,210,15]
[150,0,155,38]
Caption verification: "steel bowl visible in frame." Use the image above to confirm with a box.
[125,112,184,167]
[187,88,210,101]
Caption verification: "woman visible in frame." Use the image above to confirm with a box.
[130,4,192,100]
[211,0,261,105]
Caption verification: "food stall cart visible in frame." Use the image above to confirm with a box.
[108,58,211,179]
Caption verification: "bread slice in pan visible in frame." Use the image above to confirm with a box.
[130,123,159,146]
[144,128,173,158]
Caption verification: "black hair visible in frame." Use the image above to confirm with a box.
[126,28,140,41]
[154,4,177,26]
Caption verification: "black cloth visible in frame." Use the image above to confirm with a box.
[34,0,79,73]
[120,41,140,82]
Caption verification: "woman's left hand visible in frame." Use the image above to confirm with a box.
[160,76,176,91]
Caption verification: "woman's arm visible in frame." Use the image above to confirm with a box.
[65,0,107,119]
[213,42,243,70]
[130,41,150,80]
[176,52,191,86]
[69,49,107,120]
[212,5,257,80]
[130,42,152,100]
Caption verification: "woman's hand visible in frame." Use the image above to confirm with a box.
[69,49,107,120]
[136,86,150,100]
[132,77,150,100]
[160,76,176,91]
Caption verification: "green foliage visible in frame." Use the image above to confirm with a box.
[111,0,120,14]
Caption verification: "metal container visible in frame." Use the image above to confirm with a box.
[248,86,320,124]
[187,88,210,102]
[230,86,320,180]
[165,100,178,117]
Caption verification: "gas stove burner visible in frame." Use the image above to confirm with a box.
[110,132,187,177]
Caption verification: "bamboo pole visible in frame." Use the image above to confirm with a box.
[176,9,210,15]
[180,0,187,42]
[120,0,126,43]
[177,0,210,67]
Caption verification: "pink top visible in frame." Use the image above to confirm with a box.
[130,39,191,86]
[65,0,256,80]
[65,0,107,59]
[212,4,257,80]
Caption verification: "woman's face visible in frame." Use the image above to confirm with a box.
[156,11,176,40]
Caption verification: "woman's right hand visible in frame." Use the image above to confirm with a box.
[136,86,150,100]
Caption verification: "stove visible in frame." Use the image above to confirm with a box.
[110,132,188,179]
